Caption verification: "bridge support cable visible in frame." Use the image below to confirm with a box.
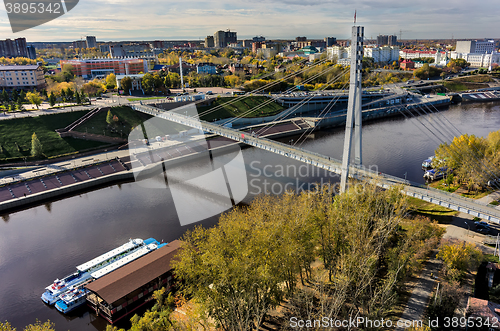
[340,25,364,193]
[395,101,500,191]
[132,103,500,223]
[194,57,334,119]
[249,68,351,138]
[218,66,351,129]
[293,80,351,147]
[420,100,500,188]
[401,100,500,190]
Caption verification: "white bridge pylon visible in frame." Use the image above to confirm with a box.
[340,26,364,193]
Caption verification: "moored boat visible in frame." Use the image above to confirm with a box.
[422,156,434,169]
[55,286,89,314]
[41,238,146,305]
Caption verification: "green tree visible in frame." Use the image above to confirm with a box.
[12,89,19,102]
[65,88,74,101]
[19,90,26,103]
[1,89,8,103]
[48,92,56,107]
[75,90,81,104]
[31,132,43,157]
[120,76,132,95]
[26,91,42,109]
[106,110,113,126]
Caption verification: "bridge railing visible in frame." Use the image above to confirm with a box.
[133,103,500,221]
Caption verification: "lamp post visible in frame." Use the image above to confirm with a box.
[465,221,470,237]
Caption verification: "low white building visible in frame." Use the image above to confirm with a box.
[115,74,145,92]
[364,46,399,63]
[327,46,349,61]
[451,51,500,68]
[196,63,217,74]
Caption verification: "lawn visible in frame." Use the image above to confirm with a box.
[407,197,457,223]
[442,74,493,92]
[196,96,284,122]
[74,106,152,138]
[73,106,189,138]
[0,110,110,161]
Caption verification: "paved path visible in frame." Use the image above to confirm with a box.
[396,250,441,330]
[396,213,496,330]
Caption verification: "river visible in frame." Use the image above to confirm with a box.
[0,101,499,330]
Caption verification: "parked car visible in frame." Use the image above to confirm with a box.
[475,220,490,230]
[477,227,492,235]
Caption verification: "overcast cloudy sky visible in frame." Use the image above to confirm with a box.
[1,0,499,42]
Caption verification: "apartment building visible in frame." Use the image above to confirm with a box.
[60,58,148,79]
[0,64,46,90]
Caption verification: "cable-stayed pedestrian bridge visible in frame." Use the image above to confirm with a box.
[131,103,500,224]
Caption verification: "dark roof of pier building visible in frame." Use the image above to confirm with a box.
[85,240,182,304]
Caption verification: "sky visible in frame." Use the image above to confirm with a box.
[0,0,499,42]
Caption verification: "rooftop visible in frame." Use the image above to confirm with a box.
[85,240,182,304]
[0,65,40,71]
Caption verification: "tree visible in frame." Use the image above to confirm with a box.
[31,132,43,157]
[75,90,81,104]
[48,92,56,107]
[437,240,482,282]
[1,89,8,104]
[23,320,56,331]
[12,89,18,102]
[106,110,114,126]
[26,91,42,109]
[65,88,74,101]
[120,76,132,95]
[105,73,117,89]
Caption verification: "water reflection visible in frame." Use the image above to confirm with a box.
[0,101,499,330]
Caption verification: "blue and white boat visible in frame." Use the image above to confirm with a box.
[55,286,89,314]
[423,167,449,181]
[41,238,146,305]
[422,156,435,169]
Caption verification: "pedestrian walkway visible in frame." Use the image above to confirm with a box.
[396,250,442,330]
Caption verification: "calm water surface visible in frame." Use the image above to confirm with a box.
[1,101,499,330]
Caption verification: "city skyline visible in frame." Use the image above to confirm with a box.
[0,0,499,42]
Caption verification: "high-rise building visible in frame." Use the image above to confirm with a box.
[204,36,214,48]
[0,38,28,58]
[214,30,237,48]
[86,36,97,48]
[72,40,87,49]
[324,37,337,47]
[388,35,398,46]
[99,45,109,53]
[253,36,265,43]
[26,46,37,59]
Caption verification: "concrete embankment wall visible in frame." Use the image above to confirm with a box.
[0,123,310,213]
[0,171,134,213]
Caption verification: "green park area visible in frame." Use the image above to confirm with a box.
[407,196,457,223]
[73,106,152,138]
[0,110,109,163]
[197,96,284,122]
[442,74,495,92]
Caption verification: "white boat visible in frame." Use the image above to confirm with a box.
[41,238,145,305]
[55,286,89,314]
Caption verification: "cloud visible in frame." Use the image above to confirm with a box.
[1,0,498,41]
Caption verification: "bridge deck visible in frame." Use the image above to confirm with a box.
[132,103,500,224]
